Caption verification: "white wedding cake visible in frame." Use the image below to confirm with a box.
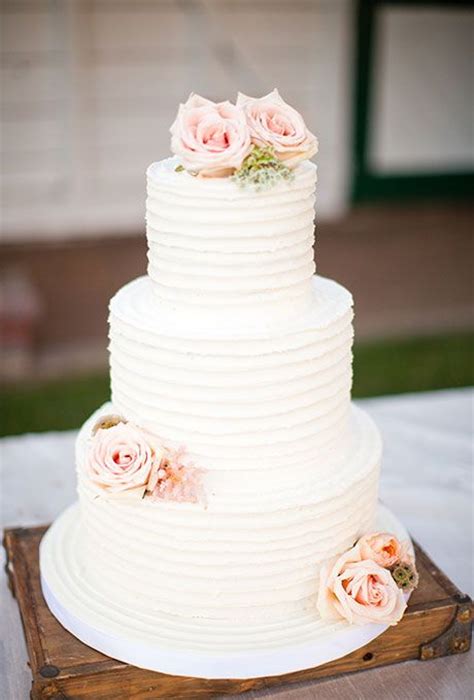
[42,91,416,675]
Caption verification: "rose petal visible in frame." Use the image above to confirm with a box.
[170,94,252,176]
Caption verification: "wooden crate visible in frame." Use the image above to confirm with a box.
[3,525,472,700]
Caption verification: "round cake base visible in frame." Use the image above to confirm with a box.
[40,502,410,679]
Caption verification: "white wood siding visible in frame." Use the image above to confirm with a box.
[1,0,353,242]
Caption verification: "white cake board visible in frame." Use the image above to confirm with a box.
[40,502,411,680]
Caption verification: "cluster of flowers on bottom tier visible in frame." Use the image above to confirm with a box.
[83,414,203,504]
[317,532,418,626]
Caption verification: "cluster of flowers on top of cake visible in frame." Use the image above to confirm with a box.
[83,414,203,504]
[317,532,418,626]
[170,89,318,187]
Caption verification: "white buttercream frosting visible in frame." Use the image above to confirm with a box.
[108,275,354,469]
[76,402,381,620]
[72,155,382,626]
[146,157,317,325]
[41,503,410,671]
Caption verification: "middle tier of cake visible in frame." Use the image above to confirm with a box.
[108,274,355,481]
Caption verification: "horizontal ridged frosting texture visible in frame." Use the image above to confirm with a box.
[108,275,354,472]
[76,402,381,620]
[146,157,317,323]
[73,155,382,626]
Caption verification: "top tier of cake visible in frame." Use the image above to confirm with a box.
[146,157,317,326]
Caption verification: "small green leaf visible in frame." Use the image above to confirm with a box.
[175,164,185,172]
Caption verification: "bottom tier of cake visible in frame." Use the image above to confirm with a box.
[41,503,411,679]
[74,402,381,622]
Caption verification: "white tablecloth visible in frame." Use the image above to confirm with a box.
[1,389,473,699]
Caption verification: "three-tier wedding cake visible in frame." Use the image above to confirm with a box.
[41,90,416,678]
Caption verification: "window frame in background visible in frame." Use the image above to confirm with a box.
[352,0,474,202]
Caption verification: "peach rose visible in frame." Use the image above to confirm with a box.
[170,93,252,177]
[85,422,161,496]
[317,544,407,626]
[237,89,318,168]
[358,532,403,568]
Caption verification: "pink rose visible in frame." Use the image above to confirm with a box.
[317,544,407,626]
[358,532,403,568]
[237,89,318,168]
[85,422,158,496]
[170,93,252,177]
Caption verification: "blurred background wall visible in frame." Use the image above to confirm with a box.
[1,0,473,388]
[2,0,353,239]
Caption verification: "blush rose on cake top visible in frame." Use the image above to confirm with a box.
[170,89,318,187]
